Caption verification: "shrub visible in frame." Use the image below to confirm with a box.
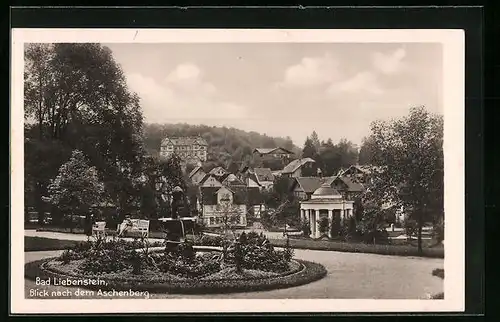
[198,235,224,247]
[301,222,311,237]
[432,268,444,279]
[158,253,221,279]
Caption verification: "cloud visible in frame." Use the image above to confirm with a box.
[126,63,247,123]
[278,54,340,87]
[327,71,383,96]
[372,48,407,75]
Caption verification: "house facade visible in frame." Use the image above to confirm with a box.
[199,186,247,228]
[160,136,208,166]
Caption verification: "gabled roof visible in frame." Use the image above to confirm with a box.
[198,173,222,186]
[222,174,246,187]
[247,173,262,187]
[253,147,294,155]
[161,136,208,146]
[282,158,316,174]
[188,166,204,178]
[209,166,228,175]
[332,176,365,192]
[293,177,325,194]
[254,167,274,182]
[343,164,383,175]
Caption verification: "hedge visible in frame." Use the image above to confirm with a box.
[25,237,82,252]
[269,238,444,258]
[25,258,326,295]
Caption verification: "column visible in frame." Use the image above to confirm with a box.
[328,209,333,238]
[314,209,320,239]
[309,209,313,238]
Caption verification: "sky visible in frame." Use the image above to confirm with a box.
[104,42,443,147]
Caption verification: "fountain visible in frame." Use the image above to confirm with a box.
[158,186,196,253]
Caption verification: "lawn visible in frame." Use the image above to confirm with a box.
[24,236,82,252]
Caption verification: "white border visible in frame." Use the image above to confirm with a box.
[10,28,465,314]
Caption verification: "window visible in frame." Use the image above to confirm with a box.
[209,217,215,225]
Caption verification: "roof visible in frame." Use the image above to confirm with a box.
[254,168,274,182]
[332,176,365,192]
[161,136,208,146]
[209,166,228,175]
[253,147,294,155]
[223,174,246,187]
[312,183,342,198]
[248,173,262,187]
[344,164,383,175]
[200,186,247,206]
[198,173,222,186]
[293,177,324,193]
[188,166,204,178]
[282,158,316,174]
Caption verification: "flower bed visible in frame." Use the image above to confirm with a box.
[25,233,326,294]
[25,257,325,294]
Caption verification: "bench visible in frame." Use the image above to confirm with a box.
[92,221,106,237]
[118,219,150,238]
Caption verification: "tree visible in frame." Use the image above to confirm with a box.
[367,106,444,253]
[358,136,378,165]
[43,150,105,232]
[301,137,318,159]
[24,43,145,218]
[215,202,243,264]
[310,131,321,150]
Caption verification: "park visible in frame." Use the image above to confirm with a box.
[23,43,445,300]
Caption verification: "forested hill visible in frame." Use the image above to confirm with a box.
[143,123,302,170]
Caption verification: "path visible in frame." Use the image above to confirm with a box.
[24,231,443,299]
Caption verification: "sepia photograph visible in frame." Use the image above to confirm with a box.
[11,28,465,313]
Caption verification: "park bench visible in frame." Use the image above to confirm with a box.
[92,221,106,237]
[118,219,150,238]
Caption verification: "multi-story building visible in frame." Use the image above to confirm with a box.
[160,136,208,166]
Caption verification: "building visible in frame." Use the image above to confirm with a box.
[188,166,206,185]
[160,136,208,166]
[199,186,247,228]
[299,183,354,239]
[340,164,382,185]
[198,173,223,188]
[253,168,275,190]
[326,175,365,200]
[253,147,294,159]
[290,177,329,200]
[209,166,229,177]
[281,158,316,178]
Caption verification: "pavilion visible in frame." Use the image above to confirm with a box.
[299,183,354,239]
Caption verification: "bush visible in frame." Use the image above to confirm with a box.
[432,268,444,279]
[198,235,224,247]
[158,253,221,279]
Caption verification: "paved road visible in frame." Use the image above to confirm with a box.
[24,232,443,299]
